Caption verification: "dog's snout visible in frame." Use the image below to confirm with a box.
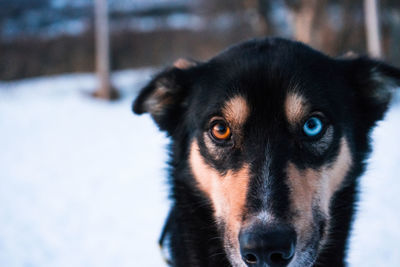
[239,224,296,267]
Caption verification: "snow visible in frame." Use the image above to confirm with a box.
[0,70,169,267]
[348,95,400,266]
[0,70,399,266]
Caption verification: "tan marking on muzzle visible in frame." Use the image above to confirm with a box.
[285,92,309,124]
[286,138,352,238]
[320,138,352,212]
[286,163,319,238]
[189,140,250,256]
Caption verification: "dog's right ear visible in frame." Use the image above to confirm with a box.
[132,58,196,133]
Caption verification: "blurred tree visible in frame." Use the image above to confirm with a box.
[285,0,327,45]
[364,0,382,58]
[387,9,400,62]
[255,0,273,34]
[247,0,295,37]
[93,0,119,100]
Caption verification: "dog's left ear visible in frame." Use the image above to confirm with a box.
[342,56,400,126]
[132,58,197,133]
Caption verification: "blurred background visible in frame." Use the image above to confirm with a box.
[0,0,399,267]
[1,0,400,81]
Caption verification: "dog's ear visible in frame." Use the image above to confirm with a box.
[342,56,400,126]
[132,58,197,133]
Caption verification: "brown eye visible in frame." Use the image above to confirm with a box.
[211,121,231,141]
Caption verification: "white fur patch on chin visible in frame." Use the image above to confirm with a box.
[223,226,247,267]
[224,241,247,267]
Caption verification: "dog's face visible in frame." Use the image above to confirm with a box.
[134,39,400,267]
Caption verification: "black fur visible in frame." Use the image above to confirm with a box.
[133,38,400,267]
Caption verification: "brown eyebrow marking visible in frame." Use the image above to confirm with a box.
[222,95,250,127]
[285,92,310,124]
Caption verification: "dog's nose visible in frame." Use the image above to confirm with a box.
[239,224,296,267]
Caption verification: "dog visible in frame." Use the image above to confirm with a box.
[133,38,400,267]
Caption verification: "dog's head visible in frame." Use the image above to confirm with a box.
[133,38,400,266]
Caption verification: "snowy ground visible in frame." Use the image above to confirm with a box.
[0,70,399,267]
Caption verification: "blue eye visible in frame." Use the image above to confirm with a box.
[303,117,323,137]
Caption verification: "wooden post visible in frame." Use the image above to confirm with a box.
[364,0,382,58]
[93,0,119,100]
